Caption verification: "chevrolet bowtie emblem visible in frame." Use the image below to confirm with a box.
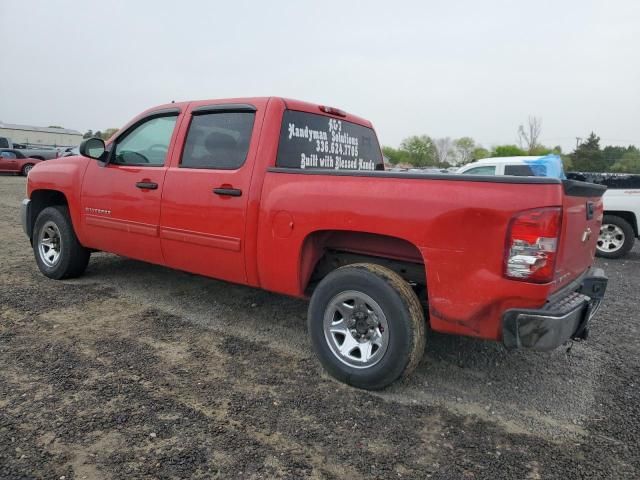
[582,227,592,243]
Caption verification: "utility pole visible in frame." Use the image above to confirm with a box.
[575,137,582,149]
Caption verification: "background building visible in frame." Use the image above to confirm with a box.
[0,122,83,147]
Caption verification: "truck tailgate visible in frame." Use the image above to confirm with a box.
[554,180,607,290]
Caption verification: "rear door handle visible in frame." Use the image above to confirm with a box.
[213,188,242,197]
[136,181,158,190]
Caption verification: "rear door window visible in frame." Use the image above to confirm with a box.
[276,110,383,171]
[180,112,255,170]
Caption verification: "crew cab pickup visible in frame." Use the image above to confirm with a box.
[21,97,608,389]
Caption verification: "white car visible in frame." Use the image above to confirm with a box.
[457,156,557,176]
[458,157,640,259]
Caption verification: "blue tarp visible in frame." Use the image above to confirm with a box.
[523,154,566,179]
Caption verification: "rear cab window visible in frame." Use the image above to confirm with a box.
[276,110,383,171]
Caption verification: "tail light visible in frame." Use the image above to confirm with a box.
[504,207,562,283]
[319,105,347,117]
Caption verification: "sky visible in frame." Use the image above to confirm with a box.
[1,0,639,152]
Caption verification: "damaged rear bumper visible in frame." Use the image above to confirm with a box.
[502,267,608,351]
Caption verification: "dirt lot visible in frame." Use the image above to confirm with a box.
[1,174,638,479]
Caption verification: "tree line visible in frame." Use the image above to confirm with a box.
[383,117,640,174]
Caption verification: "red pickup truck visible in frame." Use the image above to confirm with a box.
[21,97,608,389]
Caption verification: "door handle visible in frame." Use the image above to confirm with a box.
[213,187,242,197]
[136,181,158,190]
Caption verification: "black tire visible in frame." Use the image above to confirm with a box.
[596,215,635,259]
[32,206,90,279]
[21,163,34,176]
[308,263,426,390]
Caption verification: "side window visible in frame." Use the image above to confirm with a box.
[180,112,255,169]
[504,164,537,176]
[0,151,17,159]
[464,165,496,175]
[113,115,178,166]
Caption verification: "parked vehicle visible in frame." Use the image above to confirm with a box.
[0,149,42,175]
[567,172,640,259]
[60,146,80,157]
[457,155,564,177]
[20,97,608,389]
[0,136,60,160]
[14,146,60,161]
[461,157,639,258]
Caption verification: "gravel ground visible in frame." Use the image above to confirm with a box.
[0,174,638,479]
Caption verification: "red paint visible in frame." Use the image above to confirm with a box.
[26,97,603,344]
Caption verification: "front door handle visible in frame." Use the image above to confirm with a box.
[136,181,158,190]
[213,187,242,197]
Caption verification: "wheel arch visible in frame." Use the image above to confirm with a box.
[27,189,70,240]
[604,211,638,237]
[299,229,427,299]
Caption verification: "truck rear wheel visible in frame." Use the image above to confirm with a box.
[596,215,635,259]
[308,263,426,390]
[32,206,90,279]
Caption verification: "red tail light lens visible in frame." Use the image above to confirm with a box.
[504,207,562,283]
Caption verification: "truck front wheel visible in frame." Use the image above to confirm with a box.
[308,263,426,390]
[32,206,90,279]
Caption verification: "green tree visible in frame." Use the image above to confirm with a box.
[491,145,526,157]
[83,129,94,139]
[399,135,437,167]
[48,125,64,129]
[472,147,490,160]
[382,146,409,165]
[602,145,627,163]
[571,133,607,172]
[610,150,640,173]
[529,145,562,156]
[603,145,639,171]
[453,137,476,165]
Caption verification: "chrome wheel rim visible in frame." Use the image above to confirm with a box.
[597,224,625,253]
[323,290,389,369]
[23,164,33,175]
[38,221,62,267]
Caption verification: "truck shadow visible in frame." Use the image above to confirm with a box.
[83,254,596,392]
[79,252,599,430]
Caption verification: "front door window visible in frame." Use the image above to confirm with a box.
[113,116,178,166]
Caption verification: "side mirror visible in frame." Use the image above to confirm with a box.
[79,137,106,160]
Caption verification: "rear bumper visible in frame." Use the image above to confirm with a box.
[502,267,608,351]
